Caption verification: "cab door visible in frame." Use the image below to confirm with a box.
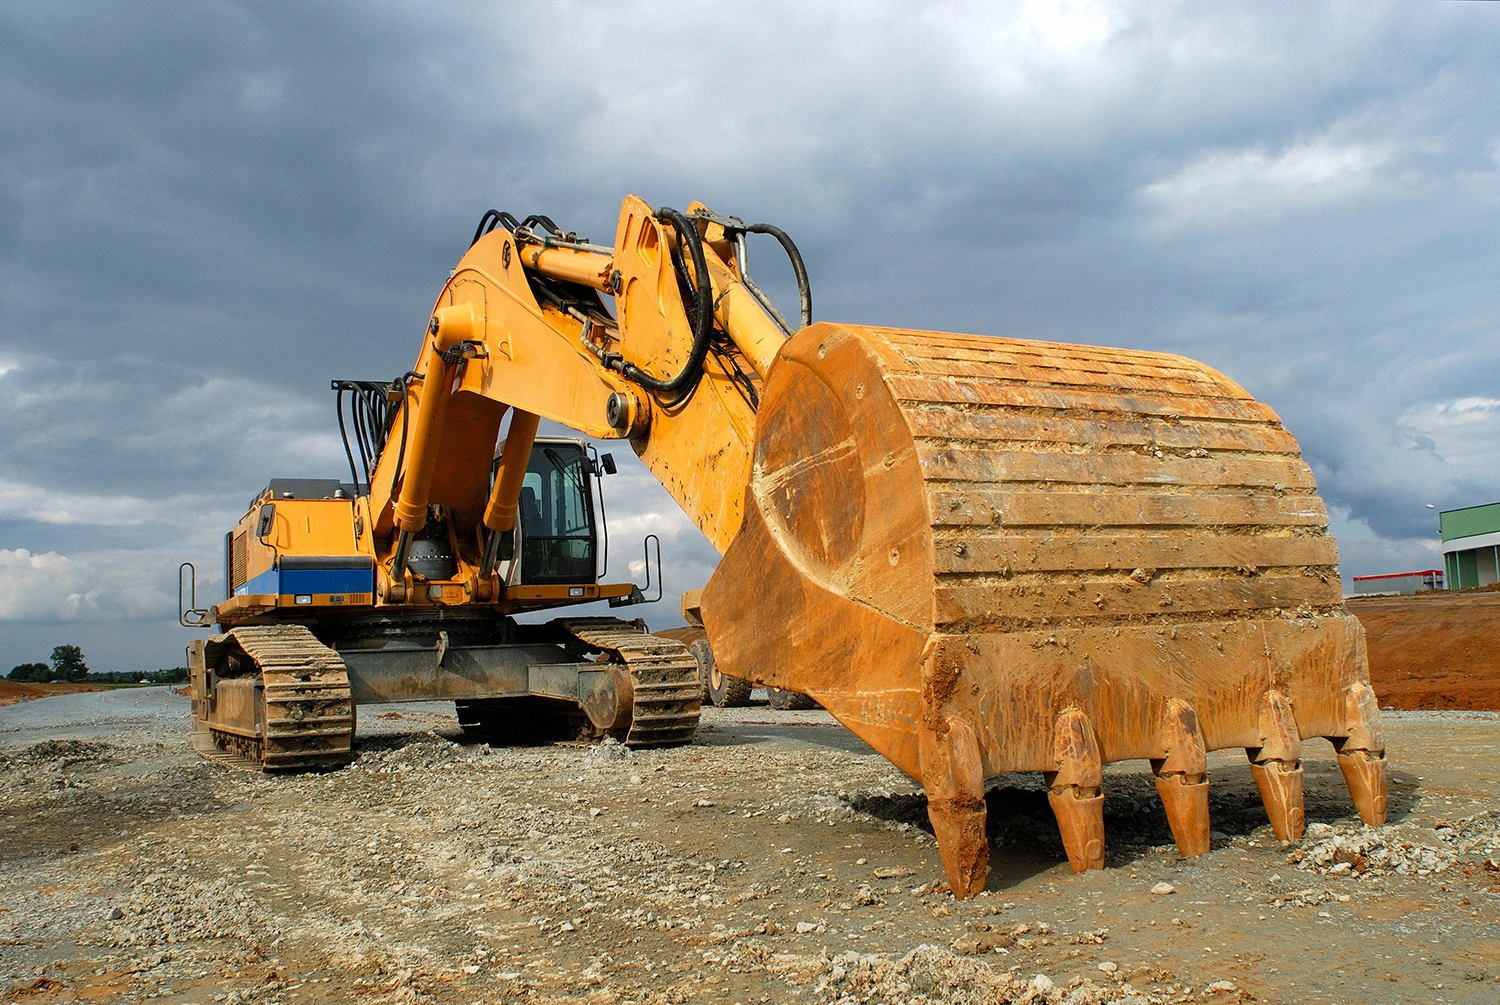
[517,442,598,585]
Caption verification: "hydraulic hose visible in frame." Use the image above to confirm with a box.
[522,214,562,235]
[335,386,360,490]
[471,209,520,247]
[745,222,812,329]
[614,207,716,398]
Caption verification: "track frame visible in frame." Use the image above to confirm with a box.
[189,616,699,771]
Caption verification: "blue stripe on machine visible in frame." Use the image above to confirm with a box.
[236,568,280,597]
[280,568,375,595]
[234,566,374,597]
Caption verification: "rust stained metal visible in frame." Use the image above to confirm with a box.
[702,323,1388,898]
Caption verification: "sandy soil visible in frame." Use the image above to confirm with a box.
[1348,592,1500,710]
[3,688,1499,1005]
[0,680,110,707]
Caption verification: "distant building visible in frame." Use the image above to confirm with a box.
[1440,501,1500,589]
[1350,570,1444,596]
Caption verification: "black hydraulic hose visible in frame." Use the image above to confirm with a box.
[388,372,417,500]
[351,395,370,484]
[470,205,717,400]
[615,207,715,397]
[522,214,562,235]
[335,387,361,491]
[471,210,502,247]
[470,209,520,247]
[353,398,373,486]
[355,385,384,487]
[745,222,812,328]
[332,380,405,490]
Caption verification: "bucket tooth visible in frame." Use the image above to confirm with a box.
[1049,788,1106,873]
[1336,751,1388,827]
[1046,708,1106,872]
[1246,690,1305,844]
[1332,681,1389,826]
[1249,759,1305,845]
[1151,699,1211,858]
[920,719,989,898]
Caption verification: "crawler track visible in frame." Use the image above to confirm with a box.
[556,617,701,748]
[191,624,355,772]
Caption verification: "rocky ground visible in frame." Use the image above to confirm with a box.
[2,689,1499,1005]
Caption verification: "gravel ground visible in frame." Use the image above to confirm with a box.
[2,690,1499,1005]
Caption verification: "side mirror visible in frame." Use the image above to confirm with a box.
[600,453,617,476]
[256,503,276,538]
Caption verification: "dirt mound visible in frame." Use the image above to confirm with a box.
[0,680,109,707]
[1347,591,1500,710]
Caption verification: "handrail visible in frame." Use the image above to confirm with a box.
[178,563,213,628]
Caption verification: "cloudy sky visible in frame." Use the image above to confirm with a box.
[3,1,1498,672]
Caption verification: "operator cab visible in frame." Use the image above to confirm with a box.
[515,438,598,584]
[489,435,612,587]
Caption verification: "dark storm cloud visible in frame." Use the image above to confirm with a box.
[3,1,1500,668]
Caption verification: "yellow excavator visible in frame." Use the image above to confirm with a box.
[181,196,1388,897]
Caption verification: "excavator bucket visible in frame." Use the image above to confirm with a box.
[701,323,1387,898]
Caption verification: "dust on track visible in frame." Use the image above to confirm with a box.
[3,689,1499,1004]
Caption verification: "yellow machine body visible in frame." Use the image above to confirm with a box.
[190,195,1388,897]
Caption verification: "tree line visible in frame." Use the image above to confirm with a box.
[7,645,187,684]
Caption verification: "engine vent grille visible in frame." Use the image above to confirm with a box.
[231,531,248,590]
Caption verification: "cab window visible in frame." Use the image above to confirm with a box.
[518,444,596,584]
